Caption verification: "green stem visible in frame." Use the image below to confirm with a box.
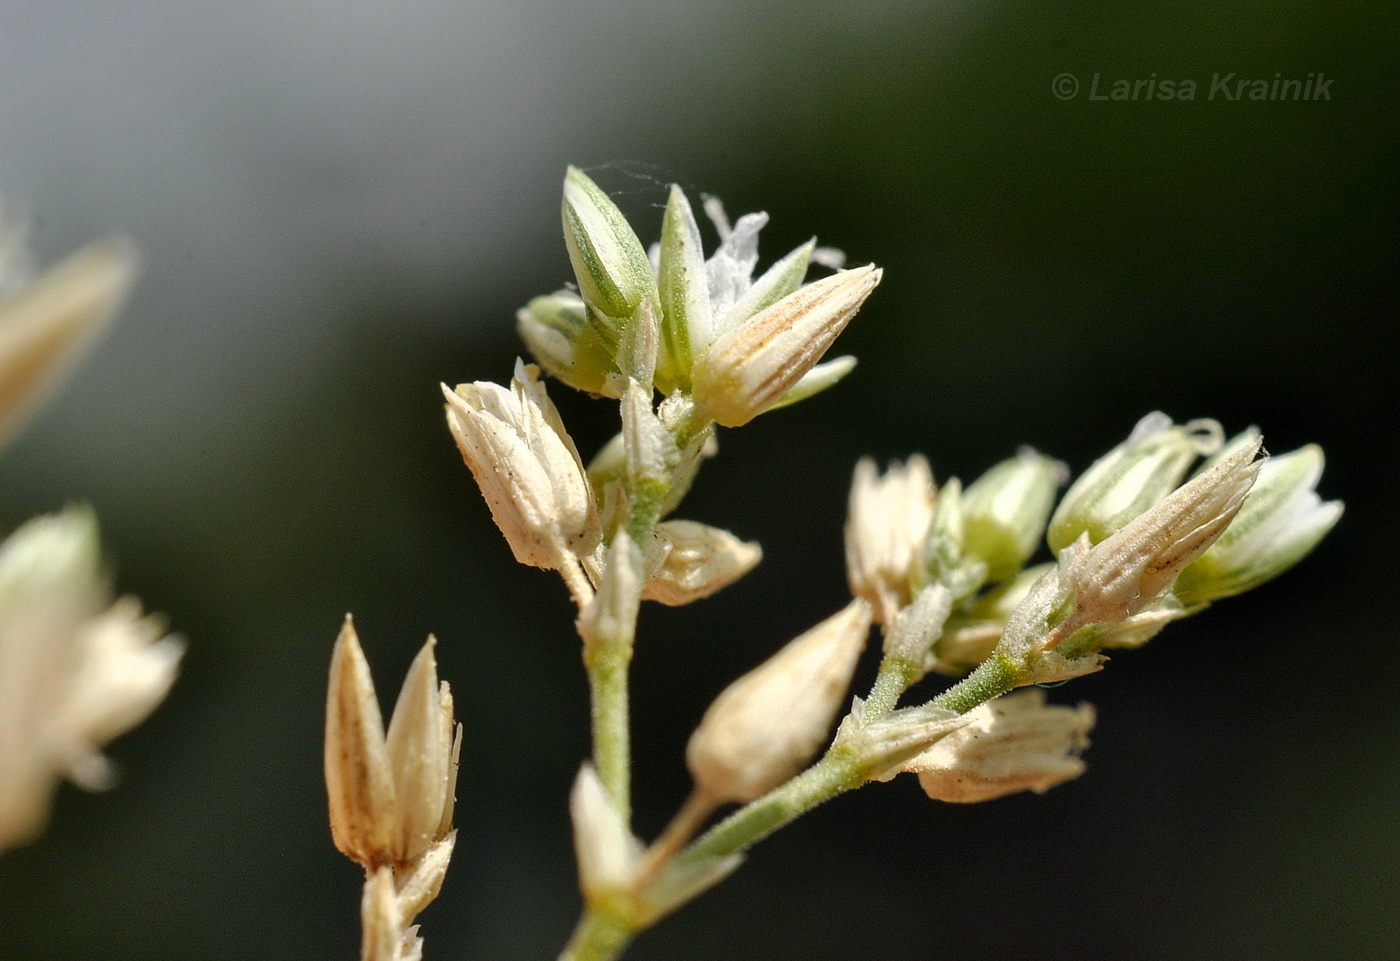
[558,905,635,961]
[862,658,917,722]
[586,642,633,822]
[680,749,864,865]
[679,654,1023,867]
[926,653,1021,714]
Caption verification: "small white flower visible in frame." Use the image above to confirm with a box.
[443,359,602,572]
[844,456,936,624]
[1174,442,1342,605]
[0,507,181,853]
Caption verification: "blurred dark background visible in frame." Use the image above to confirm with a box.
[0,2,1394,959]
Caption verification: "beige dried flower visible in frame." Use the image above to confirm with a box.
[325,618,461,870]
[1061,434,1263,632]
[899,689,1095,803]
[0,507,181,853]
[443,359,601,575]
[0,228,139,453]
[641,520,762,606]
[686,599,872,804]
[690,265,881,427]
[359,834,456,961]
[844,455,936,624]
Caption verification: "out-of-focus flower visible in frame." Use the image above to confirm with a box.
[443,360,602,572]
[0,507,181,853]
[0,213,139,452]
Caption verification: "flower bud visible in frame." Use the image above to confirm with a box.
[570,763,644,903]
[686,600,872,804]
[962,448,1064,582]
[1058,434,1262,641]
[882,583,953,665]
[1047,412,1223,552]
[516,292,622,398]
[900,689,1095,803]
[655,185,712,394]
[443,360,601,571]
[1173,442,1342,605]
[325,620,461,870]
[561,167,658,322]
[577,534,644,658]
[845,455,936,624]
[690,265,880,427]
[641,520,763,606]
[919,477,987,598]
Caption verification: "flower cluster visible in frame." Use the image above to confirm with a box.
[332,169,1342,961]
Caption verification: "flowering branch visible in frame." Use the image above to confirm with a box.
[333,167,1343,961]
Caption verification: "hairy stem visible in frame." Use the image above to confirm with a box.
[679,654,1022,865]
[585,641,634,820]
[558,905,634,961]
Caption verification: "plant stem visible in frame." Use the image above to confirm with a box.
[558,905,635,961]
[862,658,917,722]
[679,654,1023,865]
[636,789,720,887]
[586,640,633,821]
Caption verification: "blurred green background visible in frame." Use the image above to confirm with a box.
[0,1,1394,959]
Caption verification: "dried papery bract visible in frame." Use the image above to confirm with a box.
[325,619,461,961]
[641,520,762,606]
[691,265,881,427]
[900,689,1095,803]
[845,456,936,625]
[0,507,181,853]
[443,359,601,602]
[326,618,396,866]
[1047,412,1224,552]
[687,599,872,805]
